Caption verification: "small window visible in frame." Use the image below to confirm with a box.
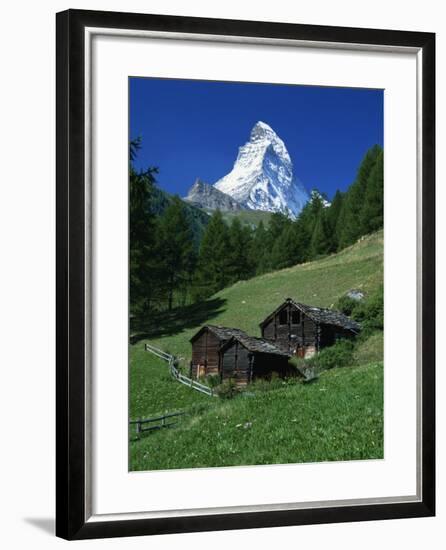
[279,309,288,325]
[291,310,301,325]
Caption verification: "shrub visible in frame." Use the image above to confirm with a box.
[205,374,221,388]
[307,339,355,371]
[216,378,238,399]
[352,284,383,334]
[336,295,359,316]
[336,285,383,335]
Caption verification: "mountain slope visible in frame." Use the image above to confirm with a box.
[214,121,309,218]
[140,230,383,360]
[184,178,245,211]
[130,230,384,470]
[150,186,210,248]
[209,209,272,228]
[130,360,383,470]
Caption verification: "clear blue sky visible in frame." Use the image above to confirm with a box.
[130,77,383,200]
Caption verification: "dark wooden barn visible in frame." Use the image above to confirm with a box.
[189,325,290,384]
[219,334,291,387]
[260,298,361,358]
[189,325,249,379]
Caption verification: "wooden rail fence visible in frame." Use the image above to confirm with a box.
[144,343,214,397]
[130,411,185,439]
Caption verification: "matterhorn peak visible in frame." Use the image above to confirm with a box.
[253,120,272,130]
[213,121,309,218]
[250,120,276,139]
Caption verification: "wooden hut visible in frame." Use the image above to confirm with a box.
[219,334,291,387]
[259,298,360,358]
[189,325,248,379]
[189,325,291,384]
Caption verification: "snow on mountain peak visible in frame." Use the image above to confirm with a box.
[250,120,275,138]
[214,121,309,218]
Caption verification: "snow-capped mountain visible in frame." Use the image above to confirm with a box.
[214,121,309,218]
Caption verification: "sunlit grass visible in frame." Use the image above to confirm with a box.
[129,230,384,471]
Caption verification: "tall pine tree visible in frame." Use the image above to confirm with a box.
[325,190,344,251]
[193,210,231,300]
[250,220,270,274]
[157,196,196,310]
[360,149,384,233]
[270,222,305,269]
[227,218,254,283]
[337,145,382,249]
[265,212,292,267]
[310,209,331,257]
[129,142,159,315]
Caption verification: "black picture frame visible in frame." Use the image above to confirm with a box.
[56,9,435,540]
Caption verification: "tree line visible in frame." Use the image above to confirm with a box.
[130,141,383,315]
[193,144,383,298]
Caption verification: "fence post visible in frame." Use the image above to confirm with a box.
[145,344,215,397]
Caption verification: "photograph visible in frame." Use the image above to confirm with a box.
[128,77,384,471]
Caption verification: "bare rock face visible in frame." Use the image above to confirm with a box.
[184,178,245,212]
[346,289,365,301]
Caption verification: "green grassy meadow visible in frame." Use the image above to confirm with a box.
[129,230,384,470]
[130,362,383,470]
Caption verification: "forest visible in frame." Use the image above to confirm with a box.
[130,139,383,318]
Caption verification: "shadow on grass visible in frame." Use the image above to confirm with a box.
[130,297,227,343]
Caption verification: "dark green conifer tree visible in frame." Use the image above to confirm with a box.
[292,216,312,263]
[250,220,270,274]
[227,218,254,283]
[157,196,196,310]
[325,190,344,251]
[129,140,159,316]
[360,149,384,233]
[293,191,325,259]
[269,223,301,269]
[337,145,382,249]
[193,210,231,300]
[268,212,291,243]
[310,210,331,257]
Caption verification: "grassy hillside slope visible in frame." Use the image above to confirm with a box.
[140,229,383,361]
[130,362,383,470]
[129,230,384,470]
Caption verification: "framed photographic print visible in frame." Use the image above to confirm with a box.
[56,9,435,540]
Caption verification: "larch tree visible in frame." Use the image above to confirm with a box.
[360,149,384,234]
[337,145,382,248]
[129,138,159,316]
[193,210,231,300]
[227,218,254,283]
[157,196,196,310]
